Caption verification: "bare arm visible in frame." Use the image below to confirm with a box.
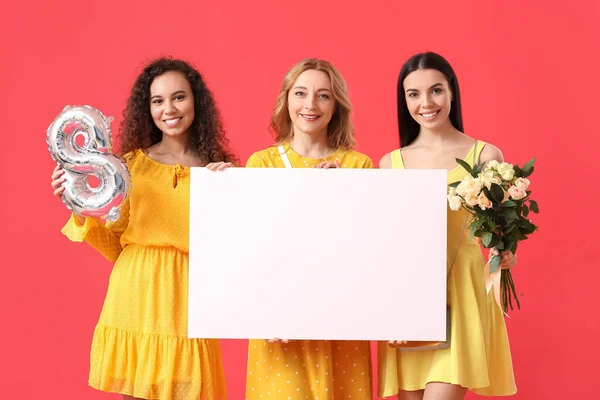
[479,143,504,164]
[378,152,393,169]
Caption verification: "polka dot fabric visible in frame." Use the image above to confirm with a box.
[62,149,227,400]
[246,145,373,170]
[244,144,373,400]
[246,340,372,400]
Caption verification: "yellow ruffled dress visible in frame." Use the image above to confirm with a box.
[377,141,517,397]
[62,149,227,400]
[244,145,374,400]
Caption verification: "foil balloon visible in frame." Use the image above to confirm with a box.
[47,105,131,222]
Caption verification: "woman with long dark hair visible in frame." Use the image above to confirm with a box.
[378,52,518,400]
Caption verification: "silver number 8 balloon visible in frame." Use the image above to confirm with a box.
[47,105,132,222]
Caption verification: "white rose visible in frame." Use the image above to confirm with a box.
[448,195,463,211]
[485,160,500,172]
[501,169,515,181]
[508,185,527,200]
[448,186,457,196]
[514,177,530,190]
[479,171,495,189]
[455,179,468,197]
[491,176,503,185]
[456,177,483,197]
[497,162,515,181]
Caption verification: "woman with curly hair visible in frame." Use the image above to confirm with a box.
[50,57,236,400]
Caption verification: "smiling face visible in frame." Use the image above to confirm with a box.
[403,68,454,131]
[149,70,195,138]
[287,69,335,139]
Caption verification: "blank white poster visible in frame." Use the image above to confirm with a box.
[188,168,447,341]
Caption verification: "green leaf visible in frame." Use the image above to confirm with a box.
[519,219,537,233]
[489,236,502,249]
[529,200,539,213]
[501,200,517,208]
[474,206,495,216]
[448,181,460,188]
[522,165,535,178]
[483,189,494,202]
[506,216,519,225]
[504,208,519,222]
[490,183,505,204]
[482,232,493,247]
[485,220,497,230]
[455,158,473,175]
[504,224,517,234]
[473,230,484,238]
[473,163,485,177]
[490,255,502,273]
[513,165,523,178]
[522,205,530,217]
[522,158,536,172]
[512,241,519,253]
[504,240,515,253]
[469,219,486,230]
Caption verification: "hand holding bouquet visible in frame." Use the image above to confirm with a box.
[448,158,539,312]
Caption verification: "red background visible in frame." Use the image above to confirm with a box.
[1,1,599,399]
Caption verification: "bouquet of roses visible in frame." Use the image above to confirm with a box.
[447,158,539,312]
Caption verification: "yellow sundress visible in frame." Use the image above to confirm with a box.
[244,144,374,400]
[61,149,227,400]
[377,141,517,397]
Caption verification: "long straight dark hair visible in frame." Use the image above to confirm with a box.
[397,52,464,147]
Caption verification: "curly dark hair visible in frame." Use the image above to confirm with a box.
[118,57,237,164]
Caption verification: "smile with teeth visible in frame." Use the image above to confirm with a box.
[300,114,320,121]
[164,117,182,126]
[420,110,440,118]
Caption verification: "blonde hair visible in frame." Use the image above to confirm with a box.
[270,58,356,149]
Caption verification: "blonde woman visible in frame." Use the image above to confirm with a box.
[245,58,374,399]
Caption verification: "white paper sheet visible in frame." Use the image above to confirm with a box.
[188,168,447,341]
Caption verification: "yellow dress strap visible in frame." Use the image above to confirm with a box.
[390,149,405,169]
[464,140,487,167]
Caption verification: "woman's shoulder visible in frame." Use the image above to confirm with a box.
[245,146,280,167]
[339,148,374,168]
[458,135,502,164]
[377,149,401,169]
[121,148,142,165]
[253,146,280,157]
[476,140,503,163]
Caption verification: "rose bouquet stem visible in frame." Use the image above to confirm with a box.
[502,269,520,312]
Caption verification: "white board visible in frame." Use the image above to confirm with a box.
[188,168,447,341]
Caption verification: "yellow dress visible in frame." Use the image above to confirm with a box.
[61,149,227,400]
[377,141,517,397]
[245,145,374,400]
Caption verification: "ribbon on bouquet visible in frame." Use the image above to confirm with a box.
[484,253,506,317]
